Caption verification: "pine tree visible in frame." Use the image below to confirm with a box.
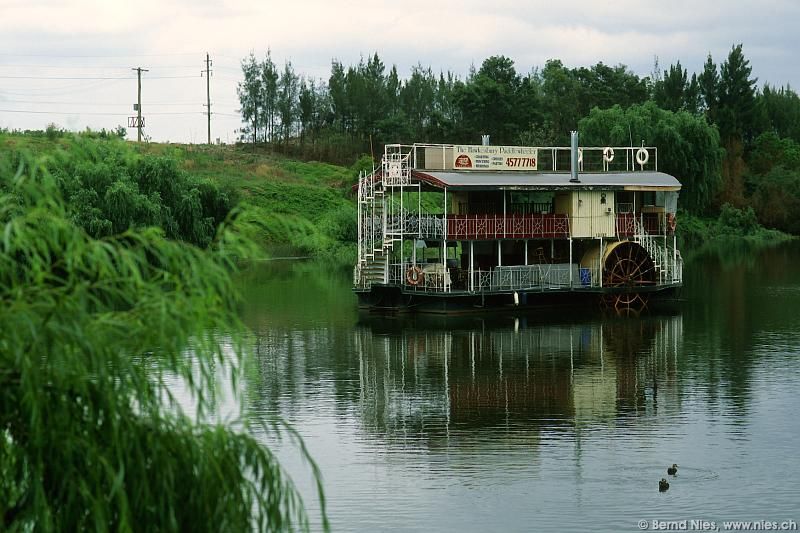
[718,43,758,142]
[261,51,279,144]
[237,52,262,144]
[277,61,299,151]
[717,44,758,206]
[698,53,719,123]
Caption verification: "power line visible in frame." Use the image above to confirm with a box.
[0,100,207,106]
[0,64,131,70]
[0,109,204,116]
[0,52,202,58]
[0,75,201,80]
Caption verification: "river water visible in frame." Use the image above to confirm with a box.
[234,242,800,532]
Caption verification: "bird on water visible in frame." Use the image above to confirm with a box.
[667,464,678,475]
[659,478,670,492]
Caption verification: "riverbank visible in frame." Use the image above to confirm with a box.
[0,131,360,262]
[677,205,794,248]
[139,142,359,262]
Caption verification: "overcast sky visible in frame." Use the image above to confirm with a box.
[1,0,798,143]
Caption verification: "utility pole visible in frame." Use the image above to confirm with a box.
[203,53,213,144]
[131,67,148,142]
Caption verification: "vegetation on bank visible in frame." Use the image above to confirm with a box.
[0,158,326,531]
[677,204,793,249]
[0,130,359,261]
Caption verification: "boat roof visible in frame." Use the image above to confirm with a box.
[411,170,681,191]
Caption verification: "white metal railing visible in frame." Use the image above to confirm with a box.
[383,150,412,186]
[386,209,444,239]
[389,263,451,292]
[383,143,659,173]
[388,262,603,293]
[632,217,682,285]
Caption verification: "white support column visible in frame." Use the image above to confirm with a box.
[418,184,422,238]
[443,187,448,240]
[569,237,573,287]
[673,234,677,282]
[599,236,603,288]
[469,240,475,292]
[503,189,507,238]
[442,239,447,292]
[524,240,528,265]
[400,180,404,248]
[357,173,362,264]
[497,240,502,267]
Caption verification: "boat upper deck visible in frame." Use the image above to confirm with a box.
[379,142,681,193]
[410,170,681,191]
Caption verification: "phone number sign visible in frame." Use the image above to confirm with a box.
[453,145,538,171]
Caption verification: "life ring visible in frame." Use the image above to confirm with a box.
[667,213,676,233]
[406,265,424,286]
[603,147,615,163]
[636,147,649,166]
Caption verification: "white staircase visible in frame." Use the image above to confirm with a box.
[355,150,412,288]
[633,218,680,284]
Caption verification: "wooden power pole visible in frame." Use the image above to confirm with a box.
[131,67,148,142]
[203,53,213,144]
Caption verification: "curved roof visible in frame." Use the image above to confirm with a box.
[412,170,681,191]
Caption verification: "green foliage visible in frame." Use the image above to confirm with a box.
[747,132,800,175]
[454,56,526,144]
[717,203,760,234]
[717,44,758,143]
[652,61,700,114]
[351,153,376,178]
[749,164,800,234]
[677,206,791,248]
[0,135,236,247]
[758,85,800,143]
[579,102,723,213]
[0,159,326,531]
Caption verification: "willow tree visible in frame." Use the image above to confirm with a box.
[0,158,326,531]
[579,102,723,213]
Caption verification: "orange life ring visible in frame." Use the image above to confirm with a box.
[406,266,424,286]
[667,213,676,233]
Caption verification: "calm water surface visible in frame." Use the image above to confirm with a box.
[235,242,800,532]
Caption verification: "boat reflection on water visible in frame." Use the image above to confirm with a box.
[352,309,683,448]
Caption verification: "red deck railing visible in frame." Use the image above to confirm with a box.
[441,213,672,240]
[447,214,570,240]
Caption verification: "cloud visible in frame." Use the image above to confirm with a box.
[1,0,798,141]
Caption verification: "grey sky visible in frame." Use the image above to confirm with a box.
[1,0,798,143]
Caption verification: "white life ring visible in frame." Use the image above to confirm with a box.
[406,265,424,286]
[636,147,649,166]
[603,147,615,163]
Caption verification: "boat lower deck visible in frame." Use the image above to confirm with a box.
[356,283,681,314]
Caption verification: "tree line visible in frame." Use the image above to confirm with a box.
[238,45,800,231]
